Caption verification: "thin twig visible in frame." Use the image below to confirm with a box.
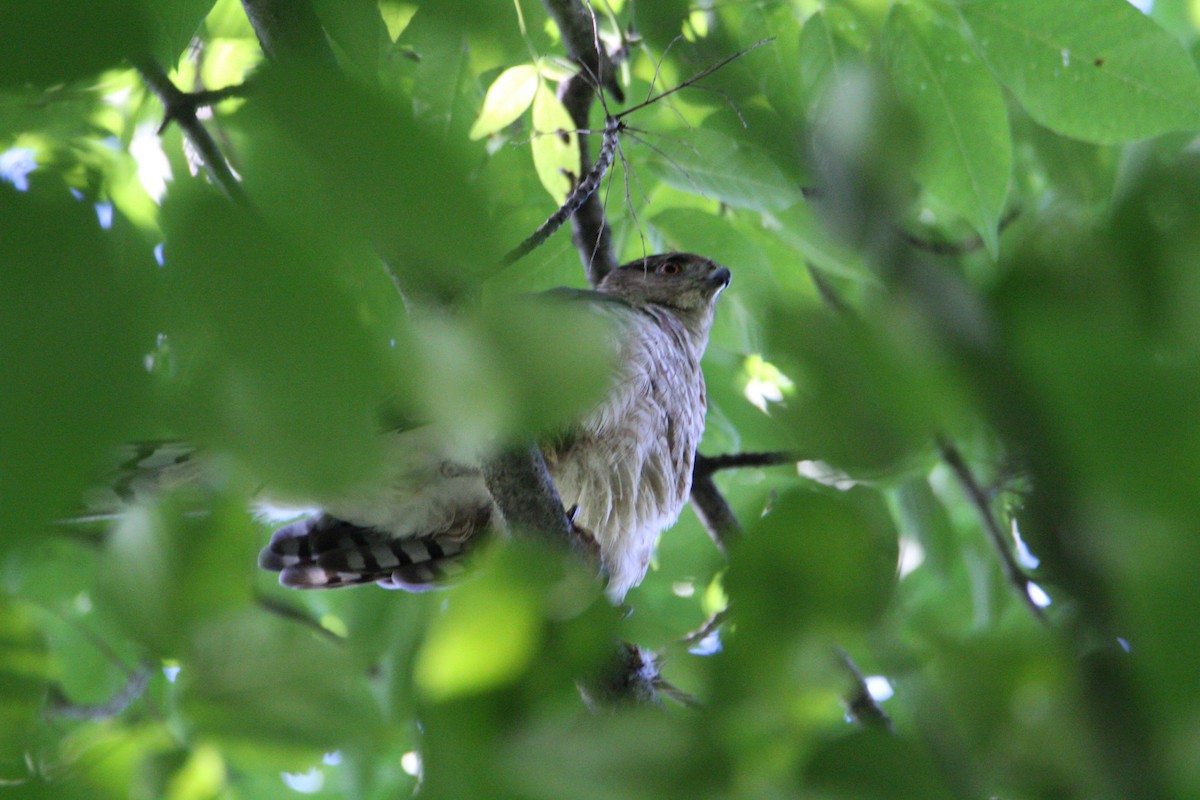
[154,82,250,134]
[614,38,773,120]
[502,116,622,266]
[695,451,798,475]
[255,593,344,642]
[937,436,1047,621]
[837,646,893,732]
[48,665,152,721]
[682,607,731,645]
[901,208,1021,256]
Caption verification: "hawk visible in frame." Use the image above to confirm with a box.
[93,253,730,601]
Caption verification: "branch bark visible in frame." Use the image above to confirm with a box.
[690,452,796,554]
[136,61,245,202]
[240,0,337,66]
[481,443,599,567]
[539,0,622,285]
[689,469,742,555]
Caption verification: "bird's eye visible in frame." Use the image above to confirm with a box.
[659,261,682,276]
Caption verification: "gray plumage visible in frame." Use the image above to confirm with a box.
[93,253,731,601]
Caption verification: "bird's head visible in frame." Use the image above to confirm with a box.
[598,253,731,331]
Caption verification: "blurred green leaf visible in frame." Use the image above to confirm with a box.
[885,3,1011,256]
[0,183,152,551]
[160,185,398,497]
[806,730,956,799]
[182,612,387,752]
[142,0,218,67]
[96,499,257,655]
[0,0,152,89]
[798,9,862,109]
[0,599,50,763]
[234,64,497,290]
[729,488,898,638]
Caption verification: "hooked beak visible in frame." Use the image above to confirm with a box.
[708,266,732,291]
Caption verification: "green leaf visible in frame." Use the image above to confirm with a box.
[0,0,152,88]
[236,64,497,287]
[807,731,957,800]
[378,0,417,42]
[530,82,580,205]
[957,0,1200,143]
[729,487,899,638]
[160,185,400,497]
[414,569,541,702]
[0,599,50,763]
[183,613,387,751]
[0,184,151,551]
[142,0,218,66]
[468,64,539,140]
[641,127,804,212]
[798,9,861,106]
[885,3,1011,257]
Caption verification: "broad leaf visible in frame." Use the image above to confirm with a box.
[957,0,1200,142]
[469,64,539,140]
[642,127,803,212]
[885,3,1011,256]
[530,82,580,205]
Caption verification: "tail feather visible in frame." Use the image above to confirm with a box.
[259,511,489,591]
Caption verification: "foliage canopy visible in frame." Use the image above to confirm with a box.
[4,0,1200,798]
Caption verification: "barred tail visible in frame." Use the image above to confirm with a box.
[258,510,491,592]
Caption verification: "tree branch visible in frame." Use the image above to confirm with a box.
[239,0,337,66]
[900,208,1021,257]
[48,665,152,721]
[689,452,797,554]
[697,451,797,474]
[502,115,621,268]
[481,443,602,572]
[689,469,742,556]
[539,0,623,285]
[560,75,617,284]
[136,61,246,202]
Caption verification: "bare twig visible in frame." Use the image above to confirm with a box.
[696,451,797,474]
[48,665,152,721]
[837,646,893,732]
[901,207,1022,256]
[502,116,623,267]
[540,0,624,101]
[682,607,732,646]
[937,437,1047,621]
[153,82,250,134]
[613,38,774,121]
[136,61,245,202]
[255,593,344,642]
